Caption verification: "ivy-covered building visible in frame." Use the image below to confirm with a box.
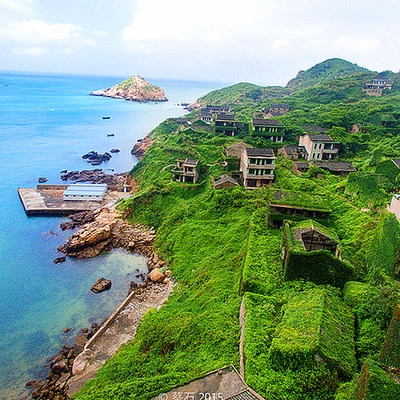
[282,220,353,287]
[214,113,237,136]
[250,118,285,142]
[376,158,400,183]
[268,188,331,227]
[171,158,200,183]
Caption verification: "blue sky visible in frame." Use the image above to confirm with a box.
[0,0,399,85]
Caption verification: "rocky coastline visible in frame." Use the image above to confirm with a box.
[131,133,154,160]
[26,110,160,400]
[27,203,174,400]
[90,75,167,103]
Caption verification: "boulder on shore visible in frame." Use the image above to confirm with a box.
[91,278,112,293]
[148,268,165,283]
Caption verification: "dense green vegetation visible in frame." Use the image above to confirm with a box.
[75,58,400,400]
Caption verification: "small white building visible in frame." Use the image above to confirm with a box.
[63,183,107,202]
[388,194,400,220]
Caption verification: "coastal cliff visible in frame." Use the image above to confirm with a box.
[90,75,167,102]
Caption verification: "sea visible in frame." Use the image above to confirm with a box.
[0,72,223,399]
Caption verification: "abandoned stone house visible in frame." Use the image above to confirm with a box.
[225,141,253,159]
[299,133,339,161]
[388,194,400,221]
[214,113,237,136]
[213,174,239,190]
[205,104,231,113]
[365,76,394,90]
[199,109,213,124]
[278,145,307,160]
[311,160,356,176]
[250,118,285,142]
[171,158,199,183]
[268,188,331,228]
[240,148,276,188]
[281,220,352,287]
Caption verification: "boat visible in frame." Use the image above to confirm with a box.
[107,133,115,137]
[102,116,110,119]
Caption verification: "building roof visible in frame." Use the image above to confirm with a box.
[246,148,275,157]
[302,125,329,134]
[214,174,239,187]
[283,145,306,155]
[295,161,310,169]
[215,113,236,121]
[307,133,334,142]
[64,183,107,196]
[184,158,198,165]
[227,141,252,150]
[200,109,212,116]
[206,104,230,111]
[269,103,289,109]
[252,118,282,127]
[392,159,400,168]
[289,219,339,251]
[312,160,356,172]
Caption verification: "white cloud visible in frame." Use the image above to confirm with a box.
[3,19,85,44]
[13,46,46,55]
[332,36,380,53]
[0,0,36,15]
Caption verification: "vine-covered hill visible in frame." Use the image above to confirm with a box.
[75,58,400,400]
[286,58,369,90]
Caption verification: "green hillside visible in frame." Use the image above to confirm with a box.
[286,58,369,90]
[73,58,400,400]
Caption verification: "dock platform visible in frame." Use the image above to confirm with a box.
[18,185,103,216]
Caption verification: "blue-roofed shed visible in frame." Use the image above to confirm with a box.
[63,183,107,202]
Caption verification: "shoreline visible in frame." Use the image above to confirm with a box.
[26,141,173,399]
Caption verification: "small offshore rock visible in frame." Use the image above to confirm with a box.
[164,270,172,276]
[63,327,71,334]
[81,328,89,334]
[54,256,66,264]
[90,277,112,293]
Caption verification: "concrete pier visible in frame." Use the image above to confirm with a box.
[18,185,102,216]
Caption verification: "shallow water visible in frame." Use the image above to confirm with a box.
[0,72,223,399]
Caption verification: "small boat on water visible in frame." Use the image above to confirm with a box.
[102,116,110,119]
[107,133,115,137]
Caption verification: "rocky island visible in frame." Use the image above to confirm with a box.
[90,75,168,102]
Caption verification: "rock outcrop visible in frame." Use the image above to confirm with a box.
[90,75,168,103]
[58,207,156,259]
[131,134,154,160]
[91,278,112,293]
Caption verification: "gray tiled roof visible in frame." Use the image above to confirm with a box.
[312,160,356,172]
[246,148,275,157]
[308,133,334,141]
[302,125,329,134]
[214,174,239,186]
[252,118,282,126]
[215,113,236,121]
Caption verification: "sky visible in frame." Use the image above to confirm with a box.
[0,0,399,86]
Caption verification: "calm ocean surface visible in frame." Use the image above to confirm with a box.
[0,72,222,399]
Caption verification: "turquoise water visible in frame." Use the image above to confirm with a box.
[0,72,222,399]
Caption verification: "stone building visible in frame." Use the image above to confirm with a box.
[240,148,276,188]
[214,113,237,136]
[171,158,199,183]
[278,145,307,160]
[213,174,239,190]
[225,142,252,159]
[250,118,285,142]
[299,133,339,161]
